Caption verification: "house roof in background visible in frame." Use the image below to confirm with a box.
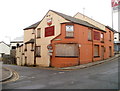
[0,41,10,47]
[50,10,104,31]
[24,21,41,30]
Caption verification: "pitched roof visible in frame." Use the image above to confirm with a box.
[50,10,104,31]
[24,21,41,30]
[25,39,34,44]
[105,26,117,33]
[23,10,105,32]
[0,41,10,47]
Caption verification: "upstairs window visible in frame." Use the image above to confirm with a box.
[66,25,74,38]
[101,33,104,42]
[109,31,111,41]
[37,28,41,38]
[94,31,100,40]
[88,29,92,41]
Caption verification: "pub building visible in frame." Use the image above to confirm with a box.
[16,10,114,67]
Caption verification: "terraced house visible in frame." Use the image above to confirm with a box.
[16,10,115,67]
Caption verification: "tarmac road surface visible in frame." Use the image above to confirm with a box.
[2,57,119,89]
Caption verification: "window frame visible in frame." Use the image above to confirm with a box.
[88,28,92,41]
[37,28,41,38]
[109,31,111,41]
[94,45,100,58]
[35,46,41,57]
[55,43,79,58]
[65,24,74,38]
[101,33,104,43]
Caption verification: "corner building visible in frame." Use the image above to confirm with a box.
[16,10,114,68]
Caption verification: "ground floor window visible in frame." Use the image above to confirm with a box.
[35,46,41,57]
[94,45,99,57]
[55,43,79,57]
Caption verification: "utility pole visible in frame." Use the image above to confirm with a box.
[83,8,85,17]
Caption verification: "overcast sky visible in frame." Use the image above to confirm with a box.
[0,0,118,44]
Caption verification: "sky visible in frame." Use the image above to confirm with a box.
[0,0,118,44]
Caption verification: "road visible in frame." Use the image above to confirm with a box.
[2,57,119,89]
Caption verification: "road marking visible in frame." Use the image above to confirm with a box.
[1,67,19,84]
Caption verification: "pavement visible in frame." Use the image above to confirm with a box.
[58,54,120,70]
[0,66,13,82]
[1,53,120,82]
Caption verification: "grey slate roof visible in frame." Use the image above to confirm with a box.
[105,26,117,33]
[24,21,41,30]
[50,10,104,31]
[23,10,104,31]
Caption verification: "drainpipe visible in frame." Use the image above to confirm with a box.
[92,29,94,62]
[34,29,36,67]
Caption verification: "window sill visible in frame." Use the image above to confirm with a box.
[55,56,78,58]
[94,56,100,58]
[65,37,74,38]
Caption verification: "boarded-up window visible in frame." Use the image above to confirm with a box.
[88,29,92,40]
[94,45,99,57]
[35,46,41,57]
[37,28,41,38]
[55,44,79,57]
[66,25,74,37]
[94,31,100,40]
